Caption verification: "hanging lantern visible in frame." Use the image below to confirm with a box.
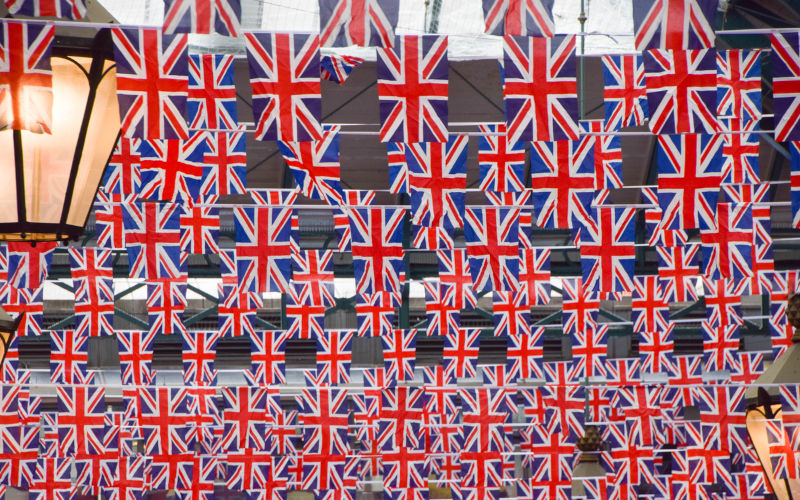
[0,29,120,242]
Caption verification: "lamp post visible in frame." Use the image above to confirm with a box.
[745,293,800,499]
[0,28,120,242]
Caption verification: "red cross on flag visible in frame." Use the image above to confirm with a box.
[111,28,189,140]
[0,20,54,133]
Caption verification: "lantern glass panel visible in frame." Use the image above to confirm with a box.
[0,133,18,224]
[66,58,118,227]
[21,56,89,226]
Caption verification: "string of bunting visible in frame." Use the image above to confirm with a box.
[0,0,800,498]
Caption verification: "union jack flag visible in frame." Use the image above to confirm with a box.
[349,207,405,295]
[279,125,346,205]
[148,452,193,491]
[123,201,183,280]
[286,285,326,339]
[602,54,648,130]
[437,249,477,309]
[720,119,760,183]
[108,456,151,500]
[382,453,429,492]
[577,206,636,293]
[657,244,699,302]
[313,330,353,386]
[493,288,530,336]
[249,187,300,206]
[0,424,39,488]
[406,135,468,228]
[633,0,716,51]
[503,35,578,143]
[482,0,553,36]
[69,248,115,337]
[188,53,239,130]
[162,0,241,35]
[101,137,141,195]
[147,280,187,335]
[180,206,219,257]
[382,329,417,384]
[4,0,86,18]
[529,139,594,229]
[771,33,800,141]
[700,202,753,281]
[442,328,481,379]
[701,320,741,374]
[631,275,670,333]
[226,449,271,491]
[7,241,57,291]
[29,458,72,499]
[356,292,396,337]
[217,283,260,338]
[639,326,675,374]
[267,395,298,455]
[50,330,92,384]
[506,328,544,381]
[605,357,641,387]
[139,133,209,204]
[703,277,743,329]
[731,351,766,385]
[525,437,574,499]
[464,207,520,292]
[644,48,718,134]
[460,388,515,452]
[424,281,460,336]
[656,133,723,230]
[320,54,364,84]
[292,250,335,305]
[245,330,288,386]
[411,224,454,250]
[377,35,448,143]
[200,131,247,197]
[221,387,267,452]
[56,386,105,456]
[379,386,425,450]
[478,123,526,192]
[519,248,551,305]
[793,142,800,229]
[581,120,624,189]
[234,206,293,293]
[181,331,221,386]
[245,32,322,142]
[333,189,377,251]
[717,49,762,126]
[570,324,608,380]
[116,330,157,386]
[0,20,54,133]
[319,0,398,47]
[298,387,350,458]
[696,386,747,455]
[94,192,130,250]
[643,205,689,248]
[111,28,188,140]
[387,142,409,193]
[561,277,601,335]
[485,189,534,249]
[0,284,42,337]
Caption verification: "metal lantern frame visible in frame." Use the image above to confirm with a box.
[1,28,119,242]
